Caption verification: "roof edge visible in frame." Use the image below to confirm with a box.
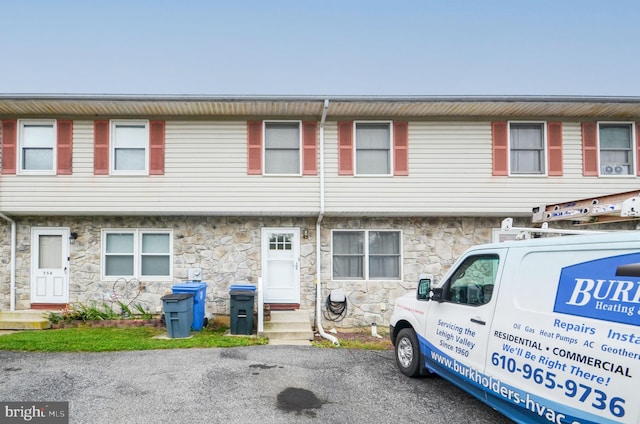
[2,93,640,104]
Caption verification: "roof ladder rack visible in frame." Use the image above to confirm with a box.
[531,190,640,225]
[502,218,606,237]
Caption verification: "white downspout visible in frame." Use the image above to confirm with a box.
[257,277,264,336]
[0,213,16,311]
[316,99,339,346]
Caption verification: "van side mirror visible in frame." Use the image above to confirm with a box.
[430,288,444,302]
[417,277,431,300]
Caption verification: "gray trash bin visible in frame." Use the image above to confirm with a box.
[162,293,194,338]
[229,285,256,335]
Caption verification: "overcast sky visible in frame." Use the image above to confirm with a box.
[1,0,638,96]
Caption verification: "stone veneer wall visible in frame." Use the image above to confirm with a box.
[319,217,498,328]
[315,217,636,329]
[0,216,319,318]
[0,216,635,328]
[0,222,11,309]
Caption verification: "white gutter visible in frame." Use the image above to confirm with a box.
[316,99,339,346]
[0,213,16,311]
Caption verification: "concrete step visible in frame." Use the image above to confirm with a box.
[263,321,313,331]
[264,329,314,340]
[267,338,313,346]
[262,310,314,342]
[0,310,51,330]
[266,310,311,322]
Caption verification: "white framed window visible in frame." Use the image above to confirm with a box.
[18,119,56,174]
[598,122,635,176]
[102,229,172,280]
[355,122,392,175]
[509,122,546,175]
[264,121,301,175]
[111,120,149,175]
[332,230,401,280]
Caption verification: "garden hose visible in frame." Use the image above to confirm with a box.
[323,295,347,322]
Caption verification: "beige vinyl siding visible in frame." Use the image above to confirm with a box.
[324,121,497,215]
[74,120,95,175]
[323,121,640,216]
[563,122,583,178]
[532,121,638,200]
[0,121,320,215]
[2,119,640,217]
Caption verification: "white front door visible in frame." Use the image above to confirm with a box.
[31,228,70,304]
[262,228,300,304]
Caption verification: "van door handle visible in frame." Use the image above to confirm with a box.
[470,318,486,325]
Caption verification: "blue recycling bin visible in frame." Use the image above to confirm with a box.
[172,282,208,331]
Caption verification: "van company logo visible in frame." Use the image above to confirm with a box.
[1,402,68,423]
[554,252,640,326]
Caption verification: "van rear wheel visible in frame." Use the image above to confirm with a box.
[395,328,421,377]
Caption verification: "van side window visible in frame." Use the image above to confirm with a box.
[445,254,499,306]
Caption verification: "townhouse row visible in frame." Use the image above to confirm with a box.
[0,96,638,327]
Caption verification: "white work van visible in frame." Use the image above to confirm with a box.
[390,231,640,424]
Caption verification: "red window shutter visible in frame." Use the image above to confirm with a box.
[338,121,354,175]
[581,122,598,176]
[247,121,262,174]
[393,122,409,176]
[302,121,317,175]
[94,120,110,175]
[492,121,508,176]
[56,120,73,175]
[149,120,165,175]
[1,120,17,175]
[547,122,563,176]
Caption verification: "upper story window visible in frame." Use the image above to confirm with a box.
[355,122,392,175]
[599,123,635,176]
[264,121,301,175]
[332,230,401,280]
[493,121,562,177]
[102,229,172,280]
[111,121,149,175]
[509,122,545,175]
[18,120,56,174]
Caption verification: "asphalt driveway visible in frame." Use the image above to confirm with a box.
[0,346,511,423]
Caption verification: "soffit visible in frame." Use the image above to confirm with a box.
[1,95,640,119]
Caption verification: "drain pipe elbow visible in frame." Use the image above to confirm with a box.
[0,212,16,311]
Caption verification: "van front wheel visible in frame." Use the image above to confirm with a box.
[395,328,421,377]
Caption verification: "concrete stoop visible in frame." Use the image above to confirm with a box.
[261,310,314,345]
[0,310,51,330]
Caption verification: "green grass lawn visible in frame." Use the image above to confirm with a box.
[0,327,268,352]
[0,326,393,352]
